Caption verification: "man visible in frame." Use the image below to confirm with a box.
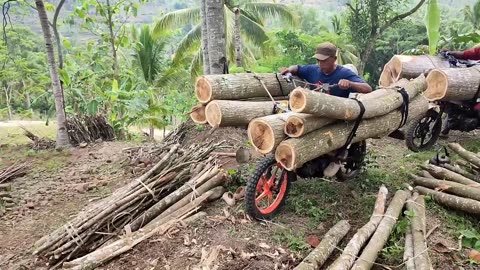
[280,42,372,97]
[442,46,480,60]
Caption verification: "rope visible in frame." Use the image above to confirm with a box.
[336,99,365,157]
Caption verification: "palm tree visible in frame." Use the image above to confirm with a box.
[153,0,297,78]
[463,0,480,30]
[35,0,70,148]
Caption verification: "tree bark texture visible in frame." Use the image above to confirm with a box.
[195,73,295,104]
[448,143,480,168]
[412,175,480,201]
[189,104,207,124]
[284,113,335,138]
[406,194,432,270]
[276,95,428,170]
[206,0,226,75]
[200,0,210,75]
[205,100,275,127]
[421,164,480,187]
[441,163,479,182]
[234,8,242,67]
[52,0,66,70]
[403,226,415,270]
[289,75,425,120]
[294,220,350,270]
[424,66,480,101]
[351,190,409,270]
[247,113,293,154]
[415,186,480,216]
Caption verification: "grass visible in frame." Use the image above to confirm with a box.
[0,122,57,145]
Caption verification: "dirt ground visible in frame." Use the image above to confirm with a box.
[0,126,479,270]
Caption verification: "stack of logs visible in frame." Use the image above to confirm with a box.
[412,142,480,216]
[379,54,480,101]
[191,72,429,171]
[292,186,432,270]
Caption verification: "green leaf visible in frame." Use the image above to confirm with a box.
[461,230,478,239]
[87,99,99,115]
[44,2,55,12]
[475,240,480,251]
[112,79,119,92]
[62,38,72,50]
[75,7,86,19]
[424,0,440,55]
[58,69,71,87]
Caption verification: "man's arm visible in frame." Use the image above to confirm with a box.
[338,79,372,93]
[280,65,299,75]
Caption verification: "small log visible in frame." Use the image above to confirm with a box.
[284,113,335,138]
[441,163,479,182]
[403,226,415,270]
[412,175,480,201]
[425,66,480,101]
[421,170,435,178]
[205,100,275,127]
[293,220,350,270]
[289,75,425,120]
[379,55,449,87]
[195,73,295,104]
[276,95,428,170]
[406,193,432,270]
[448,143,480,168]
[235,146,262,164]
[421,164,480,187]
[247,113,293,154]
[328,185,388,270]
[189,104,207,124]
[457,159,480,173]
[352,190,409,270]
[415,186,480,215]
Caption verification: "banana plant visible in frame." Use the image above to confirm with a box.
[424,0,440,55]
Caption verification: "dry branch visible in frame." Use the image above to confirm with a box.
[0,162,29,184]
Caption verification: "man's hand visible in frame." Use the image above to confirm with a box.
[338,79,351,90]
[280,67,289,75]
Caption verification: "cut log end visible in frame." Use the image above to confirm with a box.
[195,77,213,103]
[248,119,276,154]
[425,69,448,101]
[290,88,307,112]
[275,143,294,171]
[205,102,221,127]
[190,105,207,124]
[391,55,413,81]
[284,116,304,137]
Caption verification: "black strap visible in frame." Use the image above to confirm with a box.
[275,73,286,96]
[336,99,365,157]
[473,82,480,102]
[397,88,409,129]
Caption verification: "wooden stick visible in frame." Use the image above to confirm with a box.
[415,186,480,215]
[411,174,480,201]
[403,225,415,270]
[441,163,479,182]
[448,143,480,168]
[406,193,432,270]
[421,164,480,187]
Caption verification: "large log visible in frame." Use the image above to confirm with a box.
[415,186,480,215]
[293,220,350,270]
[412,175,480,201]
[328,185,388,270]
[247,113,293,154]
[205,100,275,127]
[189,104,207,124]
[379,55,449,87]
[406,193,432,270]
[351,190,409,270]
[424,66,480,101]
[289,75,425,120]
[195,73,295,104]
[276,95,428,171]
[448,143,480,168]
[421,164,480,187]
[284,113,335,138]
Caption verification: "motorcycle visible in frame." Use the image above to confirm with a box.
[405,52,480,152]
[244,75,367,220]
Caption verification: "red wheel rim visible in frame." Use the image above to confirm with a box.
[255,163,288,215]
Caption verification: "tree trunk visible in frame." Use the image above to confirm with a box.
[276,95,428,170]
[284,113,335,138]
[328,185,388,270]
[52,0,66,70]
[200,0,210,75]
[289,75,425,120]
[412,174,480,201]
[195,73,295,104]
[35,0,70,148]
[105,0,118,78]
[206,0,226,75]
[406,193,432,270]
[234,7,242,68]
[415,186,480,215]
[4,85,13,120]
[149,126,154,141]
[189,104,207,124]
[420,164,480,187]
[379,55,449,87]
[441,163,479,182]
[351,190,409,270]
[205,100,275,127]
[424,66,480,101]
[294,220,350,270]
[403,226,415,270]
[247,113,293,154]
[448,143,480,168]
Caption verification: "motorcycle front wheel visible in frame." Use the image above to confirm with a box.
[405,110,442,152]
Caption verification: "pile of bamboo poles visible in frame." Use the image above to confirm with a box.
[33,140,227,268]
[66,114,115,146]
[0,162,29,183]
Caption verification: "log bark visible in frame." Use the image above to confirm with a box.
[424,66,480,101]
[448,143,480,168]
[415,186,480,216]
[235,146,262,164]
[379,55,449,87]
[403,226,415,270]
[421,164,480,187]
[351,190,409,270]
[412,174,480,201]
[205,100,275,127]
[441,163,479,182]
[406,193,432,270]
[284,113,335,138]
[328,185,388,270]
[195,73,295,104]
[421,170,435,178]
[189,104,207,124]
[289,75,425,120]
[247,113,293,154]
[294,220,350,270]
[276,95,428,170]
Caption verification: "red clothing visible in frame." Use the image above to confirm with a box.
[462,46,480,60]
